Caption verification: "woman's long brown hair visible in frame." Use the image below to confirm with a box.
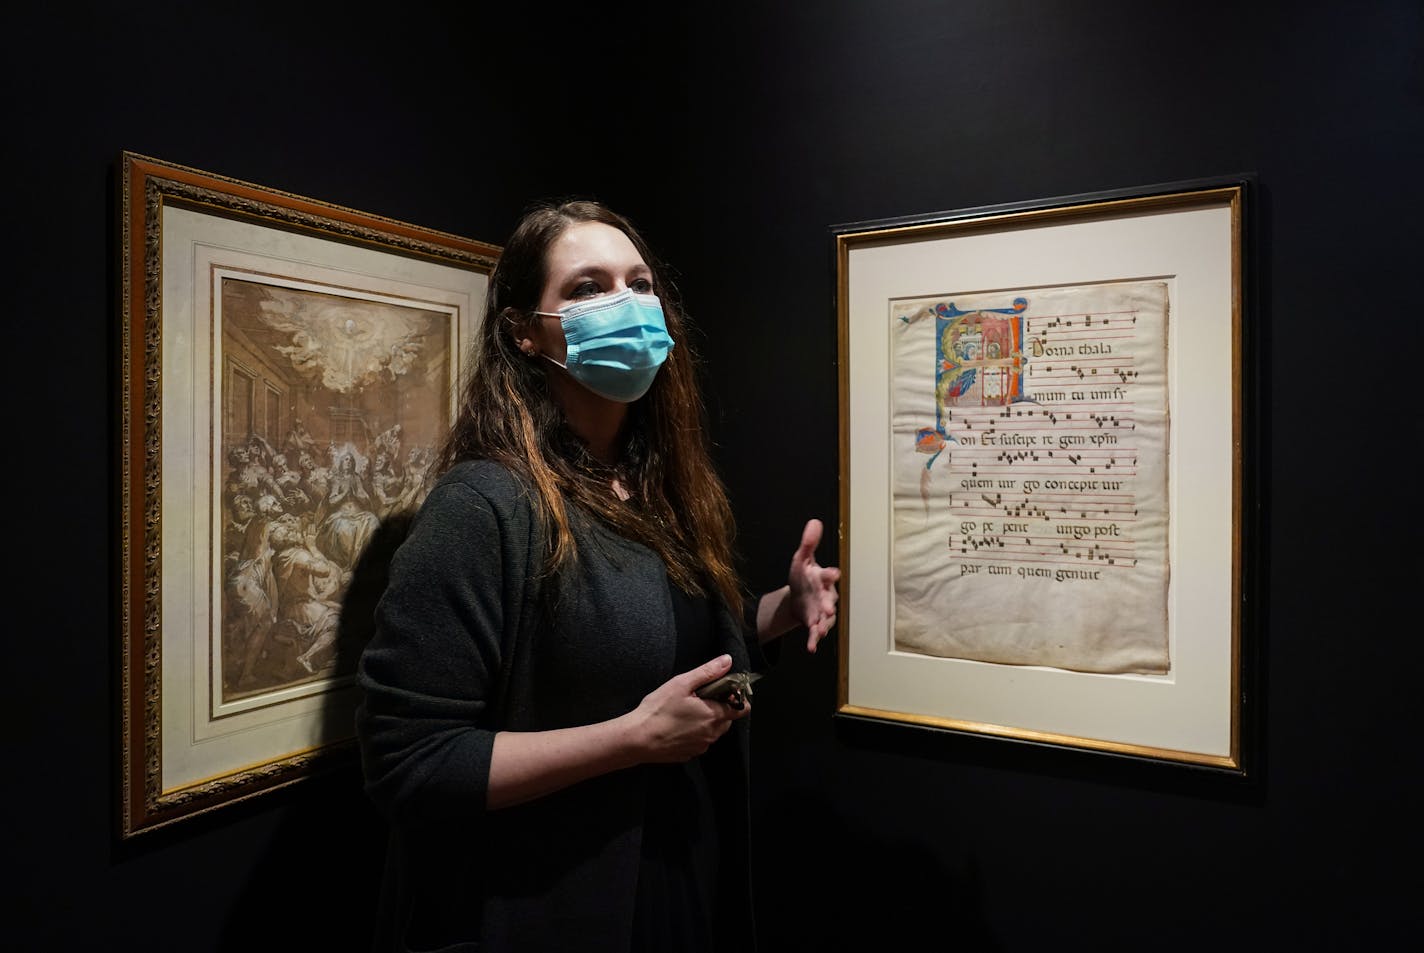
[437,199,744,612]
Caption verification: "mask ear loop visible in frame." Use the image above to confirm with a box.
[503,307,571,368]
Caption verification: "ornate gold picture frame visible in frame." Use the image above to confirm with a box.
[117,152,500,837]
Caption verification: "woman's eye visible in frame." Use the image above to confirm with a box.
[571,280,601,298]
[631,277,654,294]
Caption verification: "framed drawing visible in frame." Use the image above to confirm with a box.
[833,177,1256,773]
[118,152,500,837]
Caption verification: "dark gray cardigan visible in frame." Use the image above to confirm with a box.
[356,460,762,952]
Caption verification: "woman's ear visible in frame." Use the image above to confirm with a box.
[502,307,537,357]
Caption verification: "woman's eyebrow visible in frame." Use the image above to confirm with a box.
[558,262,651,283]
[558,263,611,280]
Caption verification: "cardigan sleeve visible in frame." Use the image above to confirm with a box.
[355,472,522,825]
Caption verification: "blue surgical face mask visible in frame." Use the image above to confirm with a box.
[534,289,675,402]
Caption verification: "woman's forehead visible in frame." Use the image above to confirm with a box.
[546,221,648,274]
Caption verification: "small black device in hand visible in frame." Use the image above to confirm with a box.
[695,671,761,710]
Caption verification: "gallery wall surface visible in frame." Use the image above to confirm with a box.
[7,1,1418,950]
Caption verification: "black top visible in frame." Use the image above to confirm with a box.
[357,460,764,953]
[632,584,721,952]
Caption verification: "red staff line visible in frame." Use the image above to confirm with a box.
[956,541,1142,551]
[957,455,1140,461]
[952,424,1139,430]
[947,554,1138,568]
[956,451,1139,458]
[973,462,1140,469]
[953,471,1140,479]
[953,410,1140,416]
[950,402,1139,414]
[954,546,1140,558]
[1033,372,1142,379]
[975,462,1137,468]
[956,509,1140,516]
[952,509,1142,515]
[948,428,1138,435]
[962,405,1140,412]
[951,425,1139,432]
[963,465,1141,473]
[1028,327,1140,336]
[955,515,1144,523]
[1026,308,1140,320]
[960,503,1143,510]
[950,494,1139,502]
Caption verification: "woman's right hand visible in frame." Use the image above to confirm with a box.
[629,653,748,764]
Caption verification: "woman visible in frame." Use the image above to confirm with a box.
[356,200,839,953]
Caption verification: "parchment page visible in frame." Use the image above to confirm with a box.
[891,281,1169,674]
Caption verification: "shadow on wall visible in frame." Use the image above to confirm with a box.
[754,789,1000,953]
[213,766,386,952]
[216,514,411,953]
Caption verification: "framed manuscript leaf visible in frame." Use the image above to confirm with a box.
[833,177,1257,773]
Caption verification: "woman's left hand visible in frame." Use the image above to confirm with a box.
[787,518,841,652]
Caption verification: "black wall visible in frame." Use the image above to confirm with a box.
[9,2,1418,950]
